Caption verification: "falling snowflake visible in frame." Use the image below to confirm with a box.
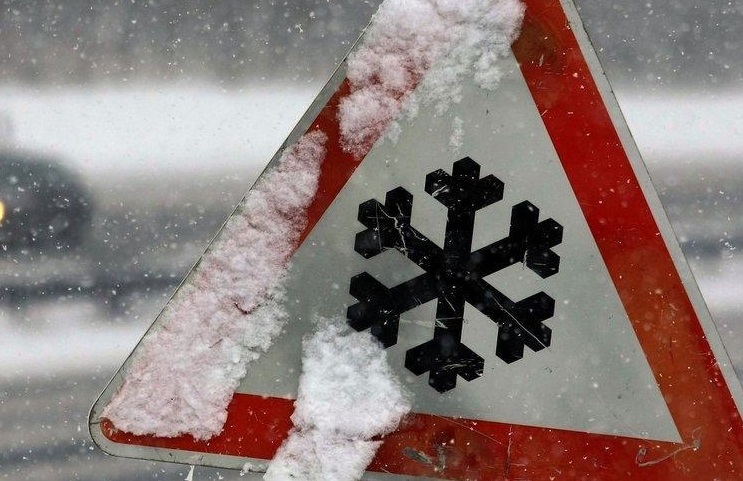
[347,157,563,392]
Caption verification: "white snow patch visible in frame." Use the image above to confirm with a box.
[102,131,328,440]
[338,0,525,156]
[265,431,378,481]
[265,322,410,481]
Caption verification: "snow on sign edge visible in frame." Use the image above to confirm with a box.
[101,130,328,440]
[339,0,526,156]
[93,0,527,476]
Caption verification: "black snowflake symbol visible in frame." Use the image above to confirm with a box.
[347,157,563,392]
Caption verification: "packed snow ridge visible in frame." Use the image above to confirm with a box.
[102,131,327,439]
[339,0,525,156]
[265,322,410,481]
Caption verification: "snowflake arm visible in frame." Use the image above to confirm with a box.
[348,158,563,392]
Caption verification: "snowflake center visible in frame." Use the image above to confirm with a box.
[348,157,563,392]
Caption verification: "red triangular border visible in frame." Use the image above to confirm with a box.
[98,1,743,478]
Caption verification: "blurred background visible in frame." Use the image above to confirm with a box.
[0,1,740,480]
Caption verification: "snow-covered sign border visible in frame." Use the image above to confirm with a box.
[90,0,743,479]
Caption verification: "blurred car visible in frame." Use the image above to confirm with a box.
[0,150,92,254]
[0,150,97,310]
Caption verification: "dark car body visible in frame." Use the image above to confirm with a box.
[0,151,92,254]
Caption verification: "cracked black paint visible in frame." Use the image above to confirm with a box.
[347,157,563,392]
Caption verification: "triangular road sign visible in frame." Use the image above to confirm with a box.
[90,0,743,479]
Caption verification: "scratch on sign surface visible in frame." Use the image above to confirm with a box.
[636,429,702,467]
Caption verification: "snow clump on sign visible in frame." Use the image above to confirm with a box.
[265,322,411,481]
[102,131,327,440]
[339,0,525,156]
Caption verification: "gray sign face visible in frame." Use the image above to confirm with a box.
[239,57,680,443]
